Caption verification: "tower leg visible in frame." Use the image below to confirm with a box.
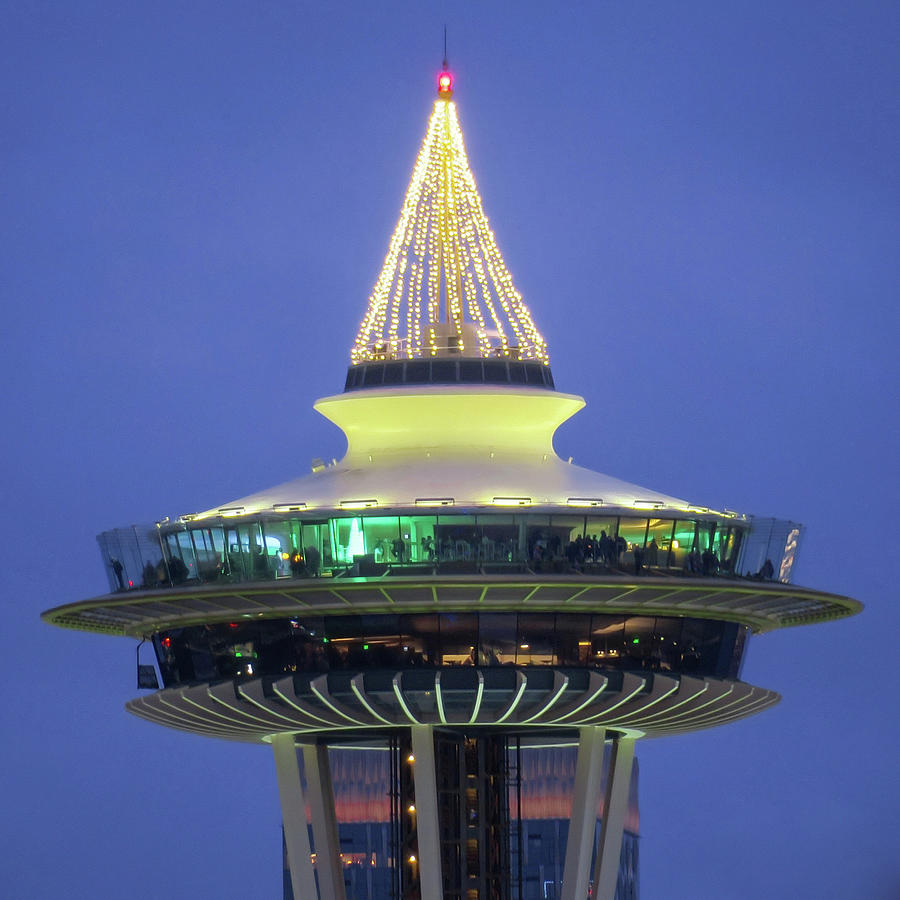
[410,725,444,900]
[302,743,347,900]
[591,736,636,900]
[272,733,318,900]
[560,726,607,900]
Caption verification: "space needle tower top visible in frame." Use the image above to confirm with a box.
[43,63,860,900]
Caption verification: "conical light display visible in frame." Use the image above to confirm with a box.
[351,76,549,365]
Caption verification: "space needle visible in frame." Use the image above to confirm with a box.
[43,64,861,900]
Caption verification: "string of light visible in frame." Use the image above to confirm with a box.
[350,97,550,365]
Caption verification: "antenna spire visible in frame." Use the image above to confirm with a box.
[437,27,453,97]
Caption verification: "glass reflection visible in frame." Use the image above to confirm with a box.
[153,613,750,688]
[98,510,801,596]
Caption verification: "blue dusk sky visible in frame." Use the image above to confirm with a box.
[2,2,898,898]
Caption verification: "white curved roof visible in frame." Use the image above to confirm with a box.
[205,455,690,515]
[193,386,700,518]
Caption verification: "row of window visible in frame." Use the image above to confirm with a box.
[344,359,555,391]
[153,612,747,687]
[99,512,753,593]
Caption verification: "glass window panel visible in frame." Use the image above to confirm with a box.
[164,533,190,584]
[209,526,225,554]
[696,521,714,552]
[616,518,648,572]
[524,515,555,566]
[710,523,726,556]
[183,625,217,682]
[679,619,721,673]
[331,517,365,565]
[551,515,588,566]
[476,515,517,563]
[321,616,371,668]
[153,633,177,685]
[509,515,528,563]
[382,363,404,385]
[431,360,456,382]
[550,515,585,544]
[286,519,302,553]
[237,522,273,580]
[224,527,244,579]
[725,527,745,576]
[591,615,625,664]
[716,527,736,574]
[459,360,483,382]
[177,531,200,581]
[437,613,476,665]
[261,520,292,577]
[363,364,384,386]
[516,614,555,665]
[398,614,440,666]
[554,614,592,665]
[362,516,401,562]
[324,615,361,640]
[477,613,517,665]
[712,621,741,678]
[405,360,429,383]
[524,363,544,385]
[726,626,749,679]
[300,522,328,574]
[652,617,683,671]
[356,614,402,667]
[401,516,437,563]
[671,520,698,571]
[585,517,617,538]
[698,523,721,575]
[585,518,618,566]
[623,616,656,667]
[508,362,527,384]
[646,519,676,567]
[483,360,508,383]
[285,616,328,672]
[435,515,479,562]
[617,518,648,549]
[190,527,224,581]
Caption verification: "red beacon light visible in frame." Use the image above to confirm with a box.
[437,70,453,97]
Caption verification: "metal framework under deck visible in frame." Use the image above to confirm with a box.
[274,726,635,900]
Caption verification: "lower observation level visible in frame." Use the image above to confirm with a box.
[44,569,855,897]
[44,545,860,900]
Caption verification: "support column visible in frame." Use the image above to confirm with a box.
[271,733,318,900]
[302,743,347,900]
[410,724,444,900]
[591,736,636,900]
[560,726,607,900]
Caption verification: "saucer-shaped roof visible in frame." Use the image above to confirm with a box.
[193,386,693,518]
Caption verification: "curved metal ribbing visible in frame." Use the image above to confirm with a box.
[125,667,779,742]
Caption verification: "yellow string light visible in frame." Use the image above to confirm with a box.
[350,97,549,366]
